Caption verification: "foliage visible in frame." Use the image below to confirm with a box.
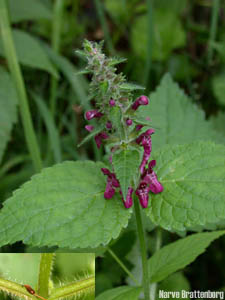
[0,0,225,299]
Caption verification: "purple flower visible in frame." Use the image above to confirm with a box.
[101,168,120,199]
[132,96,149,111]
[136,124,144,131]
[135,182,150,208]
[142,160,163,194]
[85,110,103,120]
[136,129,155,174]
[94,132,109,148]
[109,99,116,106]
[124,187,133,208]
[106,121,112,129]
[126,119,133,126]
[85,125,94,132]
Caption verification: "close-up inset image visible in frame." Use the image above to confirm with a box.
[0,253,95,300]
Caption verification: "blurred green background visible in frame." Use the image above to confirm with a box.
[0,0,224,297]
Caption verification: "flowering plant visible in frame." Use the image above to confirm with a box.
[81,40,163,209]
[0,40,224,300]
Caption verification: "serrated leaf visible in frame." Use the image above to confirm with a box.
[0,161,132,248]
[120,83,145,91]
[145,142,225,231]
[96,286,142,300]
[148,231,225,283]
[0,29,58,77]
[8,0,52,23]
[78,125,104,148]
[137,74,224,149]
[112,148,141,199]
[0,67,18,164]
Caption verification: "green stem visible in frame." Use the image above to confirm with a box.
[208,0,220,64]
[0,0,42,172]
[0,278,37,300]
[94,0,115,54]
[37,253,55,298]
[107,247,139,286]
[134,197,150,300]
[144,0,154,87]
[150,228,162,300]
[48,276,95,300]
[50,0,64,117]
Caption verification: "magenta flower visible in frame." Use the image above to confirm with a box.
[94,132,109,148]
[106,121,112,129]
[109,99,116,106]
[135,182,150,208]
[85,110,103,120]
[142,160,163,194]
[126,119,133,126]
[85,125,94,132]
[132,95,149,111]
[123,187,133,208]
[136,129,155,174]
[101,168,120,199]
[136,124,144,131]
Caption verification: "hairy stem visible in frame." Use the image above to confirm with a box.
[0,278,37,300]
[107,247,139,286]
[37,253,55,298]
[48,276,95,300]
[208,0,220,64]
[0,0,42,172]
[134,197,150,300]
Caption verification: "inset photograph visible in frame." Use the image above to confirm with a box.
[0,253,95,300]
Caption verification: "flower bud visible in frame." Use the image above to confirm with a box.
[85,110,103,120]
[132,96,149,110]
[109,99,116,106]
[85,125,94,132]
[126,119,133,126]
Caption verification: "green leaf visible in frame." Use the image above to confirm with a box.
[77,125,105,148]
[109,106,123,139]
[120,83,145,91]
[112,147,141,199]
[0,29,58,77]
[131,10,186,61]
[0,67,17,164]
[137,74,224,150]
[212,72,225,106]
[96,286,142,300]
[148,231,225,283]
[145,142,225,231]
[8,0,52,23]
[0,161,132,248]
